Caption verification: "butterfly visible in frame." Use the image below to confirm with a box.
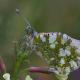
[16,9,80,80]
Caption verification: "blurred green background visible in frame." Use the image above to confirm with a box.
[0,0,80,80]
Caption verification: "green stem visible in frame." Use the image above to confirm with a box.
[12,59,22,80]
[12,53,25,80]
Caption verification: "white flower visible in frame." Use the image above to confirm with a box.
[3,73,10,80]
[63,34,68,41]
[75,48,80,56]
[70,39,80,49]
[65,67,70,76]
[66,46,71,50]
[77,57,80,60]
[59,48,66,57]
[54,70,59,75]
[40,34,46,42]
[69,60,78,70]
[65,49,71,56]
[77,57,80,67]
[59,48,71,57]
[60,58,65,65]
[49,68,58,74]
[25,75,33,80]
[49,33,57,43]
[50,43,55,49]
[58,32,62,35]
[56,74,68,80]
[57,67,62,74]
[61,34,68,44]
[50,57,55,61]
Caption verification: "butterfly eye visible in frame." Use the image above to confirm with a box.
[16,8,20,15]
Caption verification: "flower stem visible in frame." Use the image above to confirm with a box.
[28,67,68,80]
[28,67,53,74]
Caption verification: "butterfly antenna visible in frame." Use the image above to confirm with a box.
[16,8,37,36]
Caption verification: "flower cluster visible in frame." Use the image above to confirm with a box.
[3,73,10,80]
[33,32,80,79]
[3,73,33,80]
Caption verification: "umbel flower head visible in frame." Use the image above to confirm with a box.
[31,32,80,80]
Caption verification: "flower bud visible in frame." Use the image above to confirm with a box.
[0,56,6,73]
